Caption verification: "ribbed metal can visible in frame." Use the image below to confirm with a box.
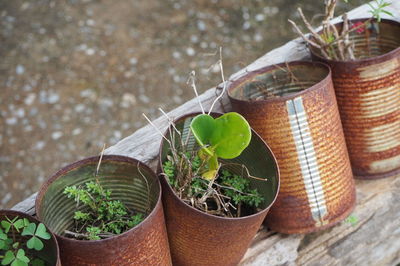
[0,210,61,265]
[35,155,172,265]
[228,61,356,234]
[311,18,400,179]
[158,112,280,265]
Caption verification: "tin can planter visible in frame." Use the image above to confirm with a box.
[35,155,171,266]
[158,112,280,265]
[310,18,400,179]
[228,61,356,234]
[0,209,61,265]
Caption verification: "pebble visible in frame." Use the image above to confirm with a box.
[121,93,137,108]
[24,93,36,105]
[129,57,138,65]
[34,141,46,150]
[47,92,60,104]
[139,94,150,103]
[72,128,82,135]
[86,19,95,26]
[15,108,25,118]
[51,131,63,140]
[186,47,195,56]
[16,65,25,75]
[255,14,266,22]
[6,117,17,125]
[74,104,85,113]
[1,193,11,205]
[86,48,96,56]
[80,89,96,100]
[172,51,181,59]
[197,20,206,31]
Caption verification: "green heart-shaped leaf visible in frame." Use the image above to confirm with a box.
[26,236,44,251]
[22,219,29,227]
[35,223,50,240]
[11,259,28,266]
[31,259,45,266]
[0,228,7,240]
[12,242,19,249]
[21,223,35,237]
[2,250,15,265]
[15,249,29,264]
[190,114,216,156]
[1,221,11,233]
[12,219,25,233]
[190,112,251,159]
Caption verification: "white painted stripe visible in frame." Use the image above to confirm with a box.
[287,97,328,227]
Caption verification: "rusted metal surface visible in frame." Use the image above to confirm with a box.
[158,112,280,266]
[228,61,356,234]
[311,18,400,179]
[0,209,61,266]
[35,155,171,266]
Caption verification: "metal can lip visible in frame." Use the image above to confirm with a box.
[227,61,332,104]
[310,18,400,66]
[157,111,281,222]
[0,209,61,265]
[35,155,163,244]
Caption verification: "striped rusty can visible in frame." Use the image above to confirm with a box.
[311,18,400,179]
[158,112,280,265]
[36,155,172,265]
[227,61,356,234]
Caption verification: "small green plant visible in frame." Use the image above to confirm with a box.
[345,214,358,226]
[162,112,265,217]
[289,0,393,60]
[368,0,393,22]
[190,112,251,179]
[163,152,264,217]
[0,216,50,266]
[63,181,144,240]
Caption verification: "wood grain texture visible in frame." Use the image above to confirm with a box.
[12,1,400,265]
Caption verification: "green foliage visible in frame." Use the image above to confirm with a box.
[163,159,177,188]
[190,112,251,179]
[63,181,144,240]
[190,112,251,159]
[162,154,264,217]
[220,170,264,208]
[345,214,358,226]
[368,0,393,22]
[0,216,48,266]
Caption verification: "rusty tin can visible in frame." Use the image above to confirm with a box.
[35,155,172,266]
[311,18,400,179]
[0,209,61,265]
[158,112,280,265]
[228,61,356,234]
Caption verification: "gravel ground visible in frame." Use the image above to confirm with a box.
[0,0,363,208]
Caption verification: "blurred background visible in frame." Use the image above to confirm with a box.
[0,0,363,208]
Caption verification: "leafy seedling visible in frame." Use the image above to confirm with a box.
[21,223,51,251]
[1,218,29,234]
[1,249,30,266]
[190,112,251,179]
[0,228,8,250]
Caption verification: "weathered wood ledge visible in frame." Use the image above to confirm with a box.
[12,2,400,265]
